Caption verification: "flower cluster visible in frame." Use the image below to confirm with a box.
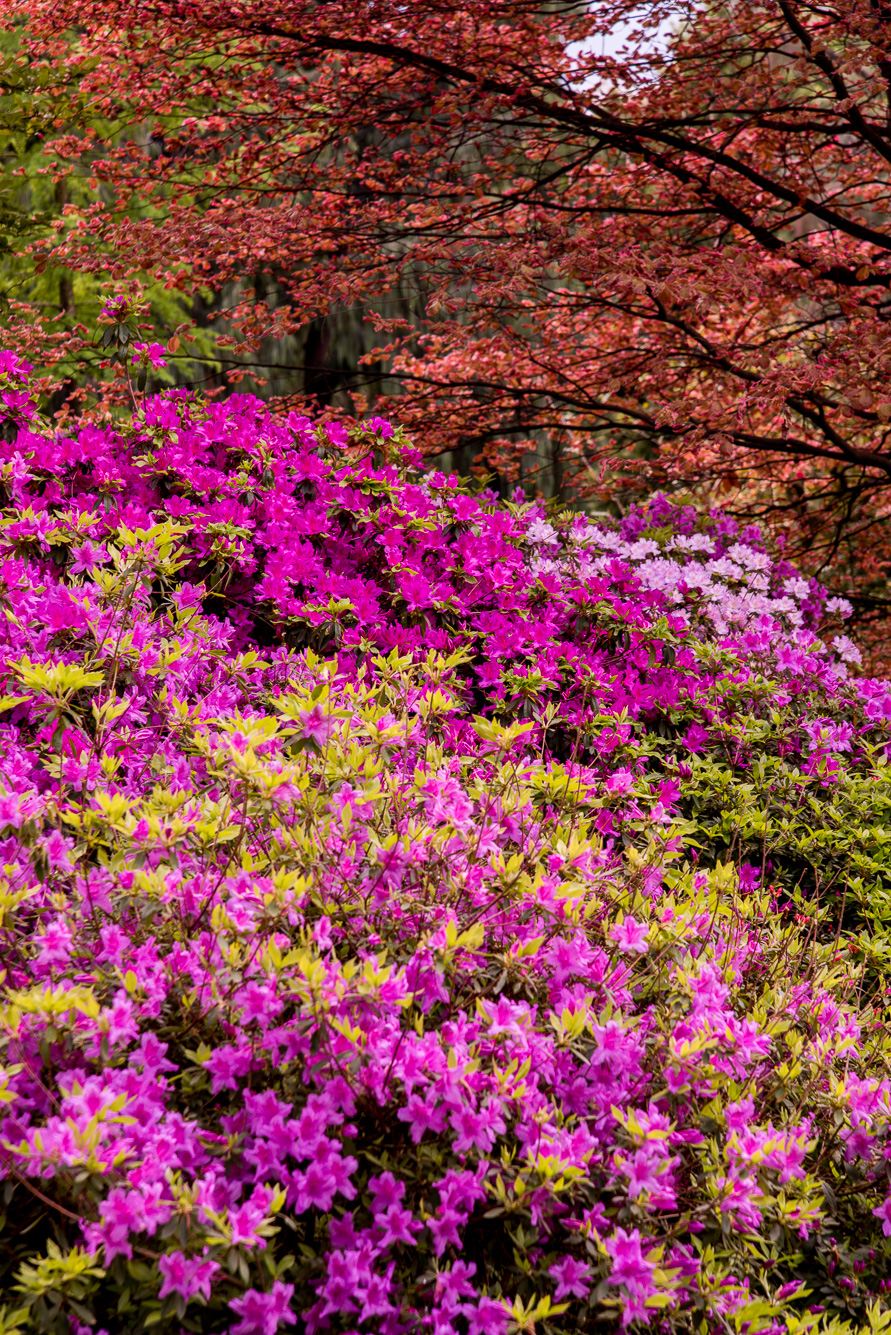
[0,365,890,1333]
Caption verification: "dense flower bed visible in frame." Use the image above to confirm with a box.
[3,354,891,1332]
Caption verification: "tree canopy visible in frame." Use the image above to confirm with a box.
[9,0,891,651]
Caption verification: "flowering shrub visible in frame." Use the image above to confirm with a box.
[3,354,891,1332]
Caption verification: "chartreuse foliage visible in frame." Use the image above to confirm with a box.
[3,352,891,1332]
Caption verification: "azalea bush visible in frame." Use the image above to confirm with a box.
[4,352,891,1333]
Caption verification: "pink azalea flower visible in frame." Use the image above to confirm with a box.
[69,540,110,575]
[368,415,395,438]
[229,1281,297,1335]
[462,1297,509,1335]
[550,1255,592,1301]
[325,421,349,448]
[157,1249,219,1302]
[131,341,167,368]
[435,1260,477,1312]
[873,1196,891,1236]
[610,916,649,955]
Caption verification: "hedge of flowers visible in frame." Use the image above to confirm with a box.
[4,352,891,1333]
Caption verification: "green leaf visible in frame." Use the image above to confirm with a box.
[0,695,28,712]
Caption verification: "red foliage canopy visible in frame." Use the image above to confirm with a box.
[13,0,891,640]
